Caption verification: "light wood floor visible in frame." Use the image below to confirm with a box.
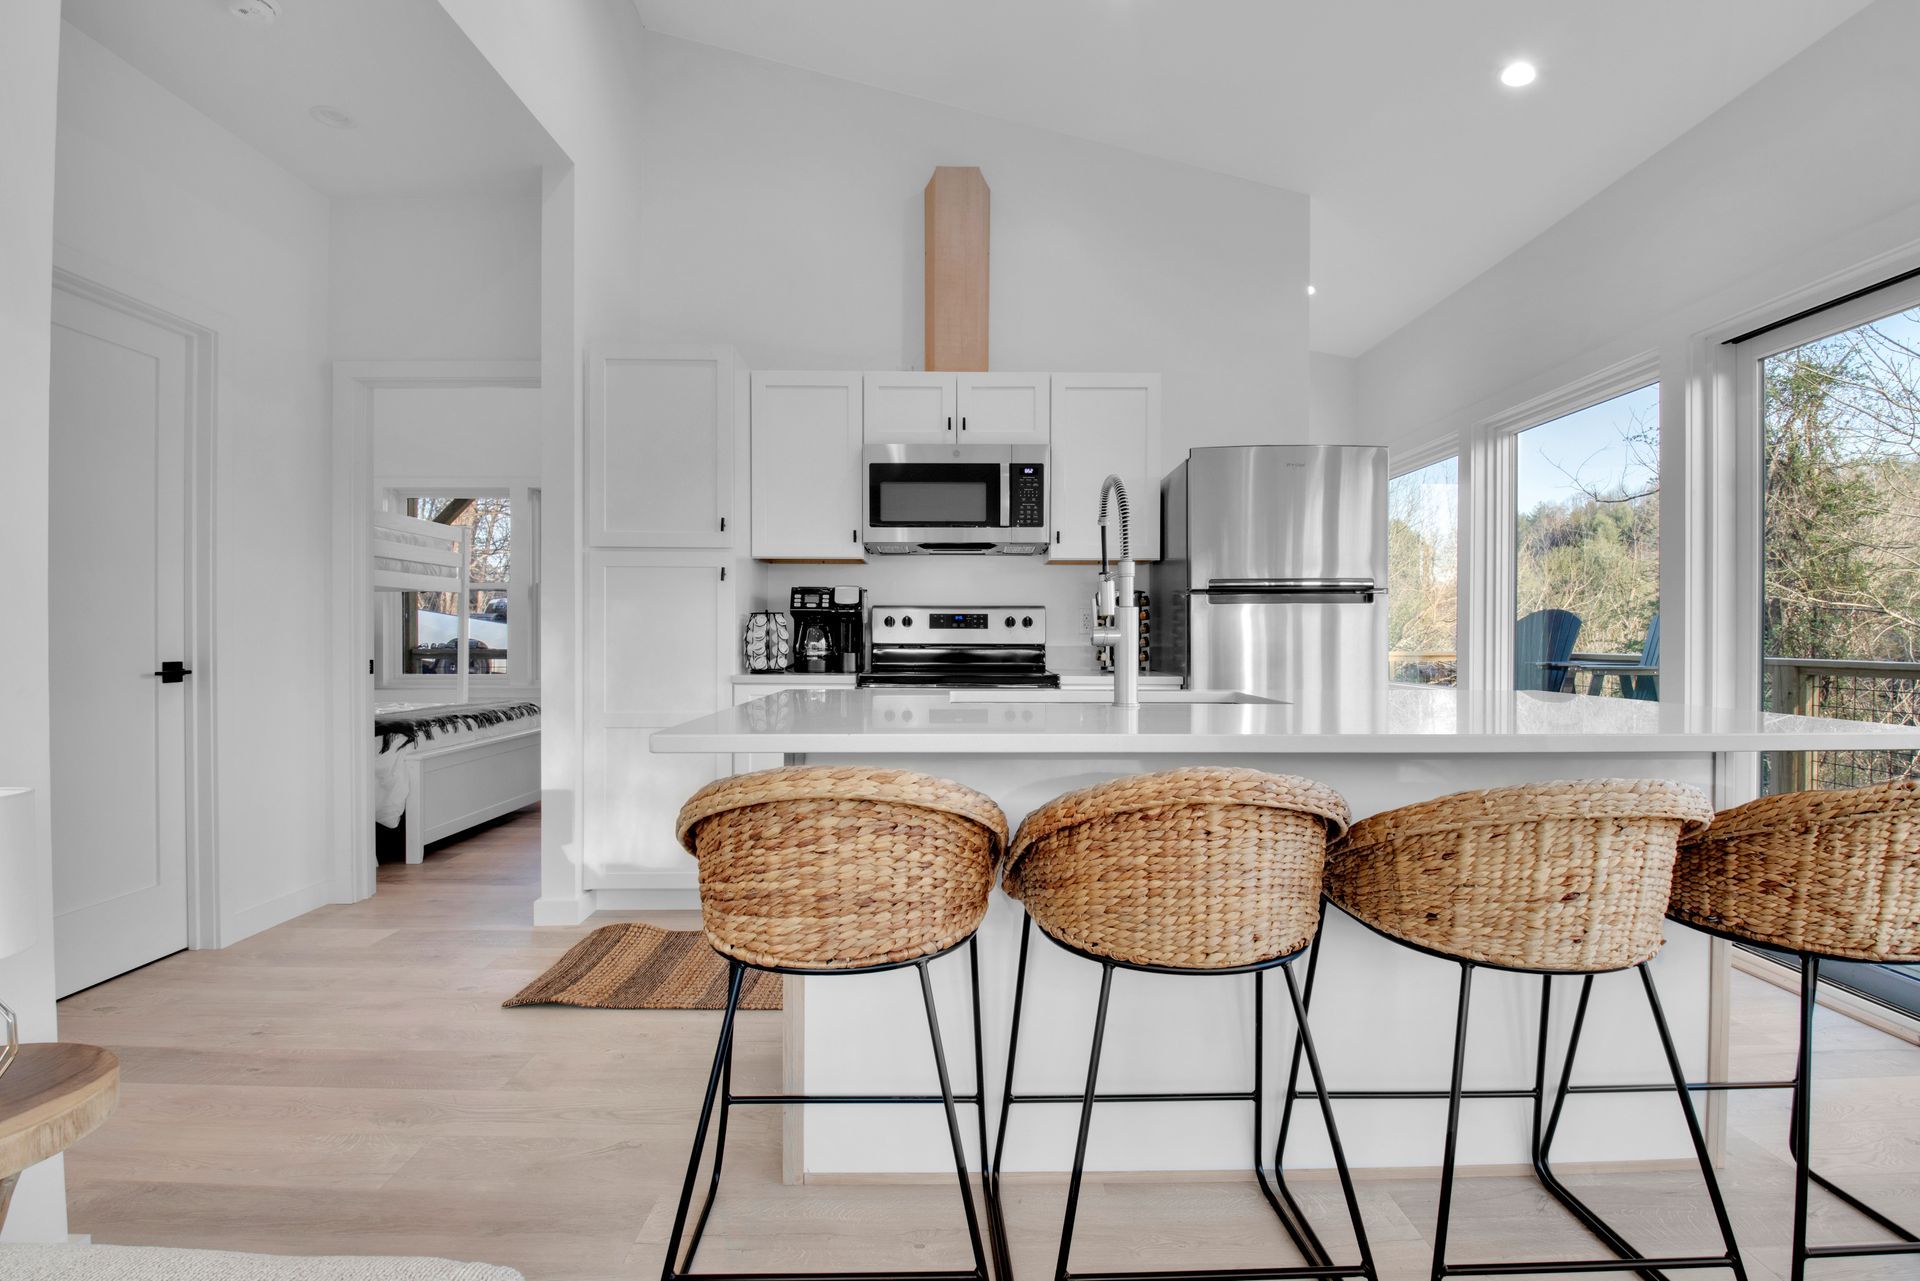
[58,810,1918,1281]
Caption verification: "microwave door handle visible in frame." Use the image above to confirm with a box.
[999,463,1010,529]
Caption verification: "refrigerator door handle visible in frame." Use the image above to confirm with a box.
[1199,577,1380,593]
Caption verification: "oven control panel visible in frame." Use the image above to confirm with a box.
[872,606,1047,644]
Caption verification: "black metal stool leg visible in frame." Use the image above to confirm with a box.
[1269,903,1335,1269]
[1254,968,1333,1268]
[660,960,747,1281]
[1281,961,1380,1281]
[970,936,1011,1281]
[1532,975,1670,1281]
[1638,963,1749,1281]
[920,958,993,1281]
[991,914,1034,1213]
[1055,963,1115,1281]
[1428,962,1474,1281]
[1789,955,1815,1281]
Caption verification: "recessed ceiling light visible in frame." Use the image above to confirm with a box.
[1500,60,1538,88]
[1306,285,1317,296]
[228,0,281,24]
[309,105,356,130]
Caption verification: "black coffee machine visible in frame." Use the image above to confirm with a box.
[789,586,866,674]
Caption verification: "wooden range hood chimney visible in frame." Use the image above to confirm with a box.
[924,166,989,371]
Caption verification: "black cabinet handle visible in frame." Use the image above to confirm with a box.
[960,416,967,432]
[947,415,953,432]
[152,661,193,684]
[720,515,727,532]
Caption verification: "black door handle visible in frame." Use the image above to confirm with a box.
[152,660,193,684]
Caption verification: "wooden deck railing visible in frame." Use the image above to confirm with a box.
[1764,656,1920,791]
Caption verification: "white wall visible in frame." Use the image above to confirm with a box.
[0,0,68,1246]
[630,34,1309,451]
[54,27,337,946]
[1357,0,1920,456]
[330,192,541,362]
[371,385,543,478]
[1309,351,1360,446]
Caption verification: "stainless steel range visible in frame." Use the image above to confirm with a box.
[858,606,1059,689]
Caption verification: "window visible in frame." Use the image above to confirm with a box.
[1388,456,1459,685]
[1756,297,1920,793]
[1513,384,1660,697]
[381,488,538,686]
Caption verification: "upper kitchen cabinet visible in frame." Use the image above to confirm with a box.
[751,372,864,560]
[1049,374,1162,561]
[587,345,739,546]
[956,373,1050,443]
[863,371,957,444]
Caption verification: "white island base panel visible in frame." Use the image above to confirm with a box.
[789,751,1717,1178]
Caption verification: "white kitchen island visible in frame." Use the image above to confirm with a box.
[652,684,1920,1181]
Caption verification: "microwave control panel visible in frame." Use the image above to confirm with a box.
[1010,464,1045,529]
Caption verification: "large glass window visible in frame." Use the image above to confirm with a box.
[395,494,514,679]
[1514,383,1661,697]
[1759,300,1920,793]
[1388,456,1459,685]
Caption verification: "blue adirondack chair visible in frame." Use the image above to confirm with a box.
[1515,608,1582,692]
[1560,613,1661,700]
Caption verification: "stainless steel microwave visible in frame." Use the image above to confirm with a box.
[862,443,1049,555]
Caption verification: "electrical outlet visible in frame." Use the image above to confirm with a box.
[1080,609,1095,633]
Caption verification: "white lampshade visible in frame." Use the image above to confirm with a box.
[0,788,39,962]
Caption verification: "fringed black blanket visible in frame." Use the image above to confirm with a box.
[376,700,541,753]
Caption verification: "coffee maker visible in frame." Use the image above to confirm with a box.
[788,586,866,674]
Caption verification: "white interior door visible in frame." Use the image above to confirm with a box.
[49,287,191,997]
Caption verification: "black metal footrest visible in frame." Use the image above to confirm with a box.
[1066,1266,1370,1281]
[1437,1257,1740,1278]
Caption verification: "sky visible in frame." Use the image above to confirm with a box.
[1516,382,1660,514]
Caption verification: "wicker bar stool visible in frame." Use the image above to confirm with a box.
[662,766,1010,1281]
[1280,778,1750,1281]
[1656,780,1920,1281]
[993,767,1379,1281]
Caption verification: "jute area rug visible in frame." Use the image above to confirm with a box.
[505,922,782,1011]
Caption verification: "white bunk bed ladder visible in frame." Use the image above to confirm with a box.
[372,509,473,705]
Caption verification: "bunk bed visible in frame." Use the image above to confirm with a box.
[372,510,539,863]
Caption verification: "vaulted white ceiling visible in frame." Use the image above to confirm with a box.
[62,0,556,197]
[632,0,1871,356]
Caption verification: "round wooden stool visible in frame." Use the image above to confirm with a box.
[996,767,1377,1281]
[1666,780,1920,1281]
[1306,778,1748,1281]
[664,765,1009,1281]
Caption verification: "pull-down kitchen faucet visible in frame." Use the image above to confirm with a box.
[1089,474,1139,709]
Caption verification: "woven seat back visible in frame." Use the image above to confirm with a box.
[1670,780,1920,962]
[676,767,1007,971]
[1004,768,1350,970]
[1325,779,1712,973]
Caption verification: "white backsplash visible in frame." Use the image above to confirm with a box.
[759,559,1165,674]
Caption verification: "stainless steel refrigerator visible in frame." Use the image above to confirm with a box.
[1162,445,1389,718]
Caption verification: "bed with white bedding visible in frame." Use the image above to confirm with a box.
[375,697,540,863]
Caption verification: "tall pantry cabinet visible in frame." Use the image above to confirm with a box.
[581,346,754,901]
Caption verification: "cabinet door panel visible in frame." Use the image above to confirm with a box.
[588,347,736,546]
[957,373,1050,444]
[584,553,732,883]
[1049,374,1162,561]
[752,373,863,559]
[864,372,956,444]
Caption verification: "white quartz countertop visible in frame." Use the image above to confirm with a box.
[653,685,1920,755]
[728,672,1183,687]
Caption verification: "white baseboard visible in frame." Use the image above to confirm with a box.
[591,887,702,912]
[222,879,331,946]
[532,891,597,926]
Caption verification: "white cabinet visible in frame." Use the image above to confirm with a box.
[751,373,863,559]
[586,345,738,546]
[863,372,956,444]
[582,552,734,887]
[863,372,1051,445]
[956,373,1050,444]
[1049,374,1162,561]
